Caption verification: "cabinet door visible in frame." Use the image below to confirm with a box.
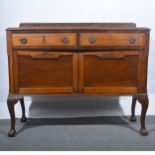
[79,51,143,94]
[13,51,78,94]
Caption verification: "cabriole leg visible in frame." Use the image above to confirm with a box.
[7,96,18,137]
[130,96,137,122]
[138,95,149,136]
[20,98,27,123]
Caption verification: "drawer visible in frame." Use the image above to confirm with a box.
[12,33,77,47]
[80,33,145,47]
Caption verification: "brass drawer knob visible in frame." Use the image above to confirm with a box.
[20,38,28,44]
[88,36,96,43]
[61,37,69,44]
[129,37,136,44]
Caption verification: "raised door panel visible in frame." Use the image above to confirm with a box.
[13,51,78,94]
[79,51,143,94]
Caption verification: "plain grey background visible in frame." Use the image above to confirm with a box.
[0,0,155,119]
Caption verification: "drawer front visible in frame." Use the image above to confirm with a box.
[13,51,78,94]
[79,51,144,94]
[12,33,77,47]
[80,33,145,47]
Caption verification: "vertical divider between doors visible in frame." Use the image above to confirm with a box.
[77,32,80,93]
[78,53,84,93]
[73,52,78,93]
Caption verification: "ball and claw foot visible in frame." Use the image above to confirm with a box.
[8,129,16,137]
[140,128,148,136]
[130,116,137,122]
[21,116,27,123]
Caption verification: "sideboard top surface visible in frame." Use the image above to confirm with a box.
[6,23,150,31]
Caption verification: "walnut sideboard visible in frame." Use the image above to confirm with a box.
[6,23,150,137]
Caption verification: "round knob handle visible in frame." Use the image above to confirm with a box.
[88,36,96,43]
[129,37,136,44]
[20,38,28,44]
[61,37,69,44]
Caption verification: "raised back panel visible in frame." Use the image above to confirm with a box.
[19,23,136,29]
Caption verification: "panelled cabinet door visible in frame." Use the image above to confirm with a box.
[13,51,78,94]
[79,51,144,94]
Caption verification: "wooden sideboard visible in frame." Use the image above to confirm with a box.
[6,23,150,137]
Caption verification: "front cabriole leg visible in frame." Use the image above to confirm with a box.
[7,95,18,137]
[137,94,149,136]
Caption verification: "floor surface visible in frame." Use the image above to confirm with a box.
[0,116,155,151]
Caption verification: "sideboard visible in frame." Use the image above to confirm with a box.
[6,23,150,137]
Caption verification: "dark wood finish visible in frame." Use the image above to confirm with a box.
[20,98,27,123]
[130,97,137,122]
[12,33,77,47]
[7,96,27,137]
[80,33,144,47]
[79,51,143,94]
[130,95,149,136]
[13,51,78,94]
[19,23,137,28]
[138,95,149,136]
[6,23,150,137]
